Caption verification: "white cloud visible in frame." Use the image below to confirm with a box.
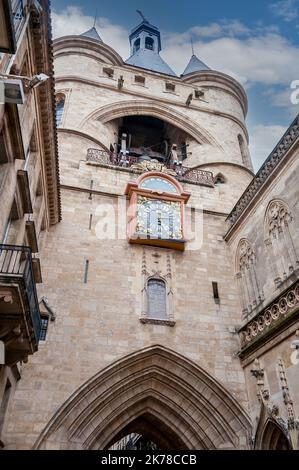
[162,33,299,87]
[51,6,299,169]
[51,6,129,58]
[270,0,299,22]
[51,8,299,89]
[248,124,288,170]
[263,87,299,119]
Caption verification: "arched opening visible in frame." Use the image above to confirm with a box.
[145,36,154,50]
[108,412,187,450]
[34,346,251,450]
[116,115,191,163]
[56,94,65,127]
[261,421,291,450]
[133,38,140,53]
[147,278,167,319]
[214,173,226,185]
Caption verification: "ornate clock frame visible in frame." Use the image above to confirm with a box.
[125,171,190,250]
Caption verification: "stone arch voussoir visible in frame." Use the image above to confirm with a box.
[80,100,223,149]
[34,345,251,450]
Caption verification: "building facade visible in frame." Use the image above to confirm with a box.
[0,7,298,450]
[0,0,60,448]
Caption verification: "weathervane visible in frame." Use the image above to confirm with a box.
[136,9,149,24]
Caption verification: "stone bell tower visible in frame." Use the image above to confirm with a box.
[4,12,256,450]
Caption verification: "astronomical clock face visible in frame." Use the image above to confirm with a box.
[136,196,182,240]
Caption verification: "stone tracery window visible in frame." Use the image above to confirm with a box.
[264,199,298,285]
[235,239,262,318]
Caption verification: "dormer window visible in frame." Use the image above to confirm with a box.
[165,82,175,92]
[134,75,145,86]
[145,37,154,50]
[103,67,114,78]
[133,38,140,53]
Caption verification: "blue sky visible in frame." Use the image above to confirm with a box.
[51,0,299,170]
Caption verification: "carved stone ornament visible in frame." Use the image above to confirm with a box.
[267,200,292,234]
[130,159,177,176]
[239,280,299,348]
[239,239,255,270]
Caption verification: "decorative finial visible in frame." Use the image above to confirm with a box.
[136,9,149,23]
[93,9,97,28]
[190,36,194,56]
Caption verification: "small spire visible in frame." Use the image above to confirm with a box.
[191,36,194,56]
[93,9,97,28]
[181,53,210,76]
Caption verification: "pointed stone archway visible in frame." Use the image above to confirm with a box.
[260,421,291,450]
[254,403,292,450]
[34,345,251,449]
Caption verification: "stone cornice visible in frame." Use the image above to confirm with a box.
[55,75,249,141]
[225,114,299,239]
[30,1,61,224]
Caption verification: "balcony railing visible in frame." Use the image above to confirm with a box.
[0,244,41,344]
[86,148,214,187]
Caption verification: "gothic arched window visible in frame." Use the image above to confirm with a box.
[264,199,298,285]
[214,173,226,185]
[56,94,65,127]
[133,38,140,53]
[145,37,154,50]
[235,239,262,318]
[147,278,167,319]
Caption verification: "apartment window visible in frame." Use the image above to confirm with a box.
[39,316,49,341]
[134,75,145,85]
[103,67,114,78]
[147,278,167,319]
[165,83,175,92]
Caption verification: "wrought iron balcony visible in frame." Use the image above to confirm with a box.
[0,244,41,365]
[86,148,214,187]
